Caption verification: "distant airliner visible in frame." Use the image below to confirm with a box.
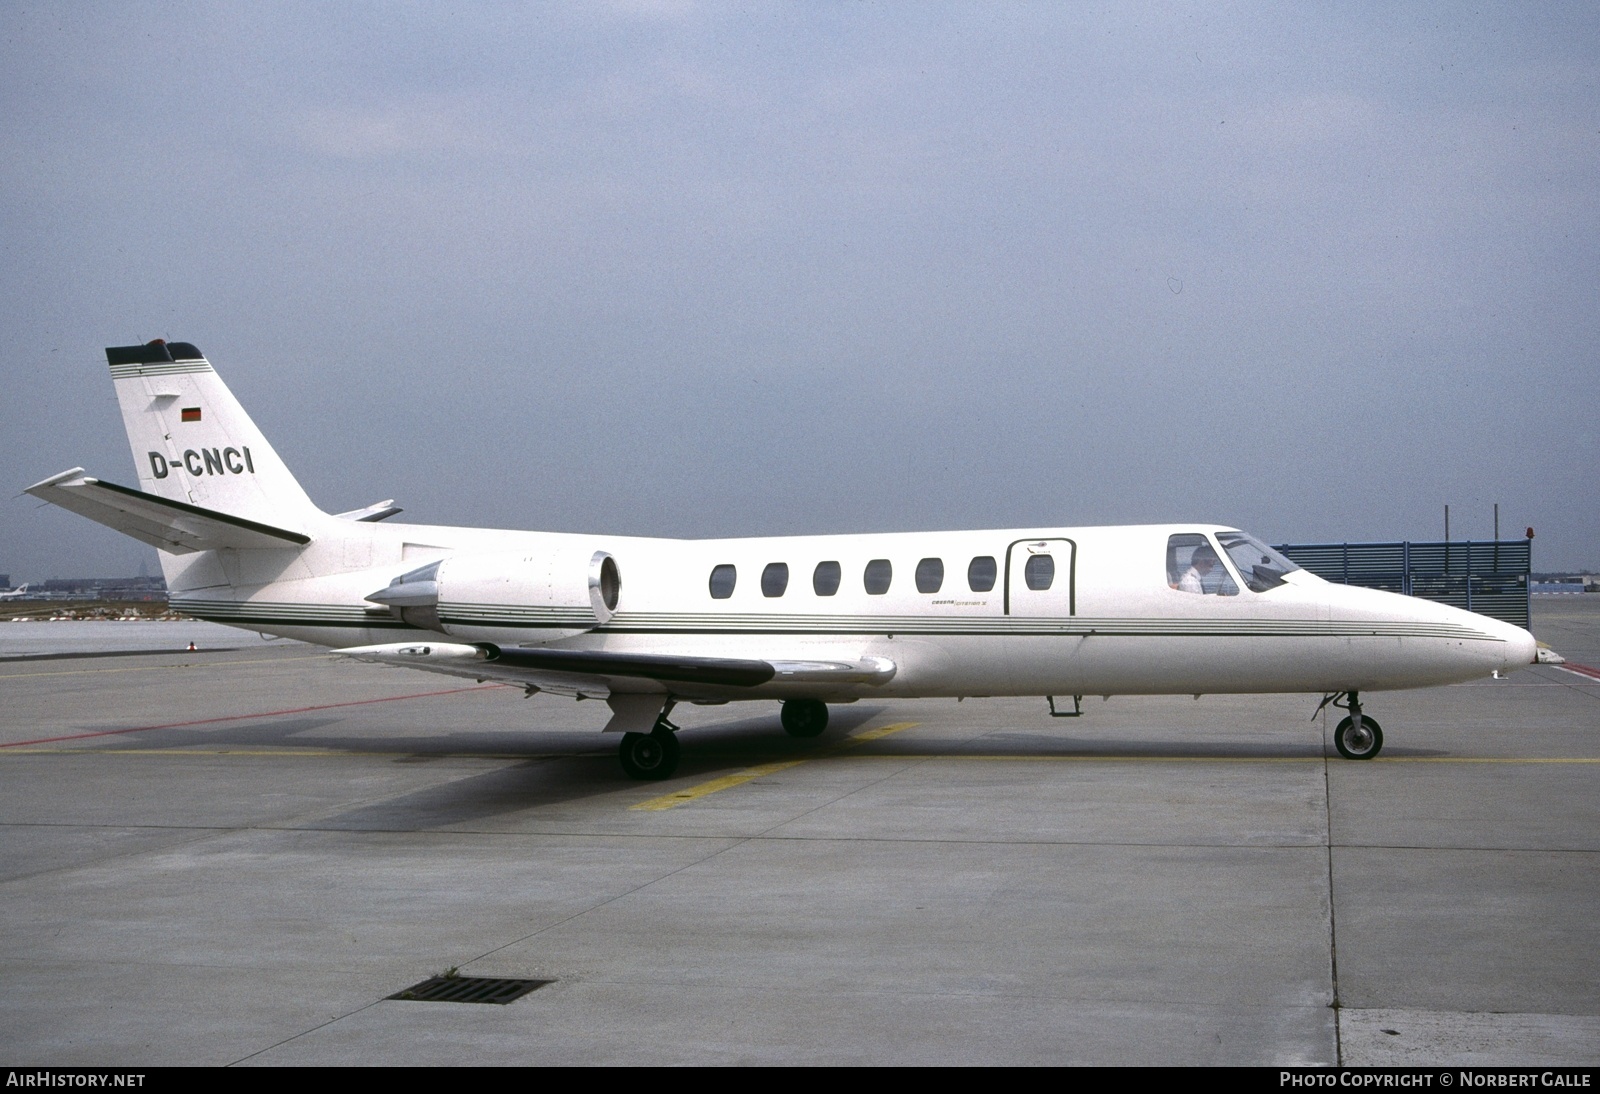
[0,583,29,600]
[27,340,1540,778]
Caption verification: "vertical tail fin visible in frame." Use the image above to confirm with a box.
[107,340,324,527]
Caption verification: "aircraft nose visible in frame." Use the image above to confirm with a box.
[1499,622,1539,669]
[1461,608,1539,671]
[1341,584,1543,680]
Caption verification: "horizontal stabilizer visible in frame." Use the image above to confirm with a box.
[334,500,403,523]
[25,469,312,554]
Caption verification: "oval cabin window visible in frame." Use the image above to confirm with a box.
[968,555,997,592]
[813,561,842,596]
[761,562,789,597]
[863,559,893,595]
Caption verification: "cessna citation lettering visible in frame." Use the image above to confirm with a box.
[28,341,1540,779]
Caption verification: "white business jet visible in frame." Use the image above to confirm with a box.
[27,340,1539,779]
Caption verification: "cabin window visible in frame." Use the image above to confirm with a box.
[1166,534,1238,596]
[1024,554,1054,591]
[863,558,893,595]
[761,562,789,597]
[915,557,944,593]
[813,560,841,596]
[709,563,737,599]
[968,555,997,592]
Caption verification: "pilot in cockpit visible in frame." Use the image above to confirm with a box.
[1178,544,1220,593]
[1168,534,1239,595]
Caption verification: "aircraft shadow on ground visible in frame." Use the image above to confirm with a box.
[80,704,894,826]
[86,704,1447,830]
[302,706,898,829]
[89,700,882,759]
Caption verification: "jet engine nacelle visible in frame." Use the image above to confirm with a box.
[367,547,621,645]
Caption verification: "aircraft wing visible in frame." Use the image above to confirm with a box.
[336,641,897,699]
[25,469,311,554]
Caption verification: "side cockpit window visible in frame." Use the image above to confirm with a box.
[1167,534,1239,596]
[1216,531,1299,593]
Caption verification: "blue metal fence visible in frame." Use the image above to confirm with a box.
[1272,540,1531,629]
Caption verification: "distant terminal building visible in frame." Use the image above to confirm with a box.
[1275,539,1532,629]
[38,575,167,601]
[1530,581,1587,595]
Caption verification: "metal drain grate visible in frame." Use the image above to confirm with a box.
[389,975,552,1005]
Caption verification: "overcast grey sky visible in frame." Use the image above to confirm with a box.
[4,2,1596,579]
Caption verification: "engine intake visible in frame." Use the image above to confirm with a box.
[367,548,620,643]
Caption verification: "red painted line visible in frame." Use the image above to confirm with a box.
[1557,662,1600,681]
[1,683,508,749]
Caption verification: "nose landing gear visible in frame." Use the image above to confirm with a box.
[1314,691,1384,760]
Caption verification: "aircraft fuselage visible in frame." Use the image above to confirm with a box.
[162,517,1535,702]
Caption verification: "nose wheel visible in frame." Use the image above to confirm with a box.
[1316,691,1384,760]
[1333,714,1383,759]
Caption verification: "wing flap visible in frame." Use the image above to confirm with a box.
[335,641,615,696]
[26,469,311,553]
[335,642,897,693]
[489,644,777,686]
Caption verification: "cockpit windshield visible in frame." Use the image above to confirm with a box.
[1215,531,1299,593]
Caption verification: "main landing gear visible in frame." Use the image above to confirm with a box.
[780,699,829,738]
[617,699,834,779]
[619,706,681,781]
[1314,691,1384,760]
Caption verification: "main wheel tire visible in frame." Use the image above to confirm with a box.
[1333,715,1383,760]
[619,728,680,780]
[780,699,829,738]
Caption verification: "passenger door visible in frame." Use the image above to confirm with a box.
[1005,538,1075,618]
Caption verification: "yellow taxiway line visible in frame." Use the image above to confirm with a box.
[630,721,922,811]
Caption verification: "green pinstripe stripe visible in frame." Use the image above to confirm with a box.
[171,600,1502,642]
